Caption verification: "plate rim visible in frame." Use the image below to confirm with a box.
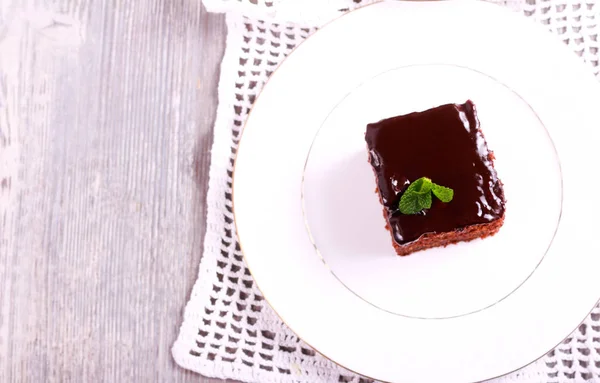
[232,1,600,382]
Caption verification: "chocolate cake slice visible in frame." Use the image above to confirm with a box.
[365,100,505,256]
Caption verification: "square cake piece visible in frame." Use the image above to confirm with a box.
[365,100,505,256]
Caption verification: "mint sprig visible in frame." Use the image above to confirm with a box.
[398,177,454,215]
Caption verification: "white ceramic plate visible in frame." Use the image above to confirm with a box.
[233,1,600,382]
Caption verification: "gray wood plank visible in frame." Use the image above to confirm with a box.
[0,0,230,381]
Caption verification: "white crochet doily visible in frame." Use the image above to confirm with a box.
[173,1,600,382]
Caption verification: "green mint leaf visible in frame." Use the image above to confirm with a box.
[398,177,432,214]
[432,183,454,203]
[406,177,432,195]
[417,192,432,209]
[398,177,453,214]
[399,193,421,215]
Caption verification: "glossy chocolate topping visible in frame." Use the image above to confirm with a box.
[365,100,505,245]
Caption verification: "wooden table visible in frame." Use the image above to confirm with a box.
[1,1,229,381]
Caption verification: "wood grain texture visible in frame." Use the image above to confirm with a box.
[0,0,231,381]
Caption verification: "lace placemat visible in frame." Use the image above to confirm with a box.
[173,1,600,382]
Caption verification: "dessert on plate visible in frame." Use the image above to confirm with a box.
[365,100,506,256]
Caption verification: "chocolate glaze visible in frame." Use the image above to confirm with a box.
[365,100,505,245]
